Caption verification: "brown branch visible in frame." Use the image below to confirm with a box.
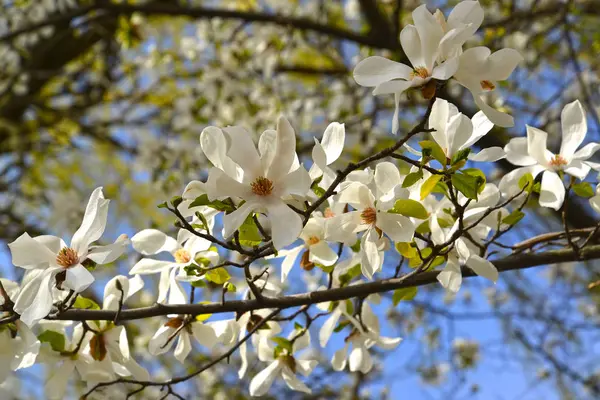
[49,244,600,323]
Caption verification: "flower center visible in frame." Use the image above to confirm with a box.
[164,317,185,329]
[361,207,377,225]
[56,247,79,268]
[174,248,191,264]
[278,354,296,373]
[324,208,336,218]
[480,80,496,91]
[306,236,320,245]
[549,154,568,168]
[250,176,274,196]
[410,67,430,80]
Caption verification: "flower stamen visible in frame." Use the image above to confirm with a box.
[251,176,274,196]
[480,80,496,91]
[56,247,79,268]
[174,248,191,264]
[549,154,568,168]
[361,207,377,225]
[410,67,430,80]
[307,236,320,246]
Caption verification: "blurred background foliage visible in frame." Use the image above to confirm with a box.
[2,0,600,399]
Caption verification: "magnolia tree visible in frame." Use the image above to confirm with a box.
[2,1,600,399]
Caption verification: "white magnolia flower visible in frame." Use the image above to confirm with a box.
[8,187,128,327]
[454,46,523,127]
[590,184,600,214]
[427,98,505,162]
[130,229,216,304]
[330,301,402,373]
[237,309,282,379]
[353,3,481,133]
[148,316,218,363]
[249,330,317,397]
[0,320,39,384]
[103,275,144,311]
[309,122,345,189]
[203,116,311,250]
[277,215,340,281]
[327,175,415,279]
[500,100,598,210]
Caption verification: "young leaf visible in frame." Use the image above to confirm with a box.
[518,173,534,192]
[572,182,594,198]
[392,287,417,305]
[420,140,447,166]
[502,210,525,226]
[206,268,231,284]
[402,170,424,188]
[271,337,293,353]
[420,175,443,200]
[392,199,429,219]
[73,296,100,310]
[451,173,483,200]
[38,330,66,352]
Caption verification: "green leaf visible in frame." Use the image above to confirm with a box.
[451,173,483,200]
[205,268,231,284]
[350,239,361,252]
[395,242,418,259]
[73,296,100,310]
[573,182,595,198]
[339,263,362,286]
[433,181,449,196]
[420,175,443,200]
[157,201,168,209]
[333,320,351,333]
[416,220,430,234]
[313,186,326,197]
[451,148,471,165]
[392,199,429,219]
[171,196,183,208]
[502,210,525,226]
[238,215,263,246]
[223,282,236,292]
[271,337,293,353]
[402,170,424,188]
[518,173,534,192]
[189,194,234,212]
[38,330,66,352]
[420,140,447,166]
[294,322,304,330]
[392,287,417,305]
[462,169,487,194]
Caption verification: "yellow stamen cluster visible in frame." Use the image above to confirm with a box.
[480,80,496,91]
[251,176,274,196]
[306,236,320,245]
[324,208,336,218]
[174,248,191,264]
[549,154,568,168]
[410,67,430,80]
[361,207,377,225]
[56,247,79,268]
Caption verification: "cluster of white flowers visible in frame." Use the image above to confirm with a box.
[1,1,598,398]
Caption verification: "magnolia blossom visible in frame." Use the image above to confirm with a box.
[500,100,598,210]
[202,116,311,250]
[330,300,402,373]
[278,215,340,281]
[353,3,482,132]
[427,98,504,162]
[148,316,218,363]
[309,122,345,189]
[454,46,523,127]
[591,185,600,214]
[8,187,128,326]
[130,229,217,304]
[249,330,317,396]
[237,309,282,379]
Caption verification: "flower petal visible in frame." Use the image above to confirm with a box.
[64,264,94,293]
[504,137,536,166]
[200,126,242,179]
[432,56,459,80]
[174,332,192,363]
[539,171,565,210]
[400,24,424,68]
[437,259,462,292]
[223,125,262,178]
[130,258,174,275]
[560,100,588,160]
[87,234,129,264]
[131,229,178,256]
[331,344,348,371]
[8,232,57,268]
[467,255,498,283]
[319,310,341,348]
[249,360,282,397]
[266,116,297,182]
[222,200,259,238]
[266,201,302,250]
[487,48,523,81]
[474,94,514,128]
[14,270,54,327]
[377,212,415,243]
[281,366,311,393]
[526,125,551,167]
[468,147,505,162]
[309,241,338,266]
[353,56,412,87]
[71,187,110,255]
[321,122,345,165]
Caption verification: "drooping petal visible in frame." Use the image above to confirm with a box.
[474,95,514,128]
[249,360,282,397]
[564,159,591,180]
[372,79,413,96]
[131,229,178,256]
[148,325,176,355]
[498,165,545,199]
[266,201,302,250]
[87,234,129,264]
[353,56,412,87]
[437,259,462,292]
[8,232,57,268]
[71,187,110,255]
[64,264,94,293]
[130,258,174,275]
[360,229,382,280]
[539,171,565,210]
[281,366,311,394]
[461,111,494,150]
[280,245,303,282]
[560,100,588,160]
[349,344,373,373]
[191,323,219,349]
[573,142,600,161]
[174,332,192,363]
[331,344,348,371]
[13,321,40,370]
[45,361,75,400]
[222,200,259,239]
[467,255,498,283]
[319,309,341,348]
[13,270,54,327]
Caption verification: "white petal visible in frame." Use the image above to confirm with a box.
[223,125,262,177]
[430,213,447,246]
[590,194,600,214]
[87,234,129,264]
[412,5,444,69]
[191,323,218,349]
[222,200,259,238]
[429,98,450,150]
[504,137,536,166]
[280,246,303,282]
[466,255,498,283]
[266,116,297,182]
[539,171,565,210]
[376,335,403,350]
[8,232,56,268]
[377,213,415,243]
[400,24,424,68]
[331,345,348,371]
[148,325,176,355]
[374,161,401,195]
[432,57,459,80]
[174,333,192,363]
[281,366,311,394]
[14,271,54,327]
[130,258,174,275]
[71,187,110,254]
[526,125,551,167]
[437,259,462,292]
[310,139,327,180]
[266,201,302,250]
[573,142,600,161]
[281,166,312,197]
[200,126,242,179]
[131,229,178,255]
[487,48,523,81]
[448,1,483,33]
[249,360,282,397]
[319,310,341,348]
[560,100,588,160]
[372,78,414,96]
[309,241,338,266]
[360,302,380,335]
[321,122,345,165]
[468,147,505,162]
[349,345,372,373]
[474,95,514,128]
[353,56,412,87]
[360,229,382,280]
[338,182,375,210]
[45,361,75,399]
[64,264,94,293]
[13,322,40,369]
[564,160,591,180]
